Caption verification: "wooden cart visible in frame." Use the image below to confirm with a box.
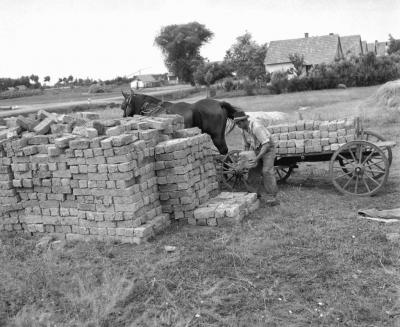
[219,119,396,196]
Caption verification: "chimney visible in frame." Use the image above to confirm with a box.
[304,33,309,38]
[329,33,334,35]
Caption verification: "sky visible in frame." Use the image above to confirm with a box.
[1,0,400,84]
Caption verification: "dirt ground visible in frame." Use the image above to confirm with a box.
[1,85,400,327]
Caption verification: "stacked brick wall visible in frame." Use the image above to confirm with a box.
[0,111,219,243]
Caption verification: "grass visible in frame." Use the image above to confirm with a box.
[1,85,400,326]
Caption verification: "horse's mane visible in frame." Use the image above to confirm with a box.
[219,101,243,135]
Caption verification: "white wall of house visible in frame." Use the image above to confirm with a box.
[265,63,294,74]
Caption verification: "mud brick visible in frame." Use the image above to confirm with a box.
[278,140,287,148]
[328,121,337,131]
[53,170,72,178]
[286,140,295,148]
[69,138,90,150]
[51,123,72,135]
[54,135,77,148]
[87,173,108,181]
[87,164,97,173]
[278,147,288,154]
[33,117,56,134]
[328,131,338,138]
[72,126,98,138]
[37,109,56,120]
[287,147,296,154]
[311,120,320,129]
[277,133,287,140]
[117,161,137,172]
[336,120,345,129]
[295,120,305,131]
[92,148,103,157]
[100,137,113,149]
[319,121,329,131]
[106,153,133,164]
[0,181,12,189]
[304,120,314,130]
[312,130,321,138]
[345,134,355,142]
[320,130,329,138]
[47,145,62,156]
[328,137,337,144]
[16,116,39,131]
[86,157,104,165]
[337,129,346,137]
[105,125,125,137]
[330,143,340,151]
[295,147,304,153]
[295,131,304,139]
[139,129,158,140]
[304,139,313,146]
[304,131,313,139]
[304,146,314,153]
[287,131,296,139]
[11,163,29,172]
[294,139,304,147]
[338,136,346,143]
[312,145,322,152]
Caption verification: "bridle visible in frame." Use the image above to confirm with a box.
[123,93,164,116]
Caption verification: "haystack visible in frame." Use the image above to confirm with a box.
[88,84,105,94]
[361,80,400,113]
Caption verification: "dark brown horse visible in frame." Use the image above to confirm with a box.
[121,90,242,154]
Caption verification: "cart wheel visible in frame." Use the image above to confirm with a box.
[275,166,293,184]
[329,140,389,196]
[339,131,393,177]
[221,150,252,192]
[360,130,392,166]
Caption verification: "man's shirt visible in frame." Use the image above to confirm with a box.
[241,120,274,151]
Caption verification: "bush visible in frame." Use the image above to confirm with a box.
[0,89,43,100]
[223,78,235,92]
[269,70,289,94]
[88,84,105,94]
[243,80,257,95]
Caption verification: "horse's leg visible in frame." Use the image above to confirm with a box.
[212,136,228,155]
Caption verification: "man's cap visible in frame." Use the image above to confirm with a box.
[233,111,249,122]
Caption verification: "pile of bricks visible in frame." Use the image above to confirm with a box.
[192,192,260,226]
[0,109,224,243]
[267,118,356,154]
[155,132,219,222]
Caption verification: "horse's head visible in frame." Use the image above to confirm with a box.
[121,90,143,117]
[121,90,163,117]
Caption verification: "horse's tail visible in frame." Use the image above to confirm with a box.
[219,101,243,136]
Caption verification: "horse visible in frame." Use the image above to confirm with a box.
[121,90,242,154]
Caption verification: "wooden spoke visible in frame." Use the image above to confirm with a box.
[334,170,354,180]
[338,154,355,167]
[362,177,371,193]
[342,175,354,190]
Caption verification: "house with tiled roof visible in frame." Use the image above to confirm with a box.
[341,35,363,58]
[375,42,388,56]
[264,33,344,74]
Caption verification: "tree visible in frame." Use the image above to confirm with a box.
[154,22,214,84]
[67,75,74,83]
[388,34,400,55]
[193,61,233,86]
[289,53,305,76]
[224,32,268,81]
[29,74,39,84]
[44,76,50,82]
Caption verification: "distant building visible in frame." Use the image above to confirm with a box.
[15,85,27,91]
[265,33,344,74]
[340,35,363,58]
[130,74,166,89]
[375,41,388,56]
